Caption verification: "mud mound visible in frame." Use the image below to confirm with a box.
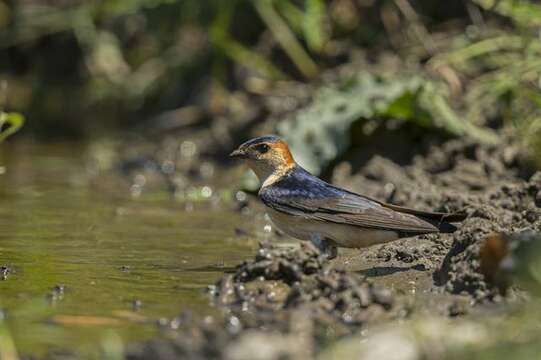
[334,135,540,301]
[212,241,394,327]
[232,241,324,285]
[441,173,541,300]
[127,242,395,359]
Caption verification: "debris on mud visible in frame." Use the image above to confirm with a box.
[46,284,66,303]
[231,241,324,285]
[212,241,394,326]
[0,265,12,280]
[443,172,541,299]
[127,242,396,359]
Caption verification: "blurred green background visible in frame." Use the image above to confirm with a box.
[0,0,539,163]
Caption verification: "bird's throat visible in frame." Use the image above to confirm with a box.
[248,160,292,188]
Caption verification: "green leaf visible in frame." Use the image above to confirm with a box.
[473,0,541,27]
[0,112,25,143]
[303,0,327,53]
[275,0,304,35]
[277,73,424,174]
[210,0,286,80]
[381,91,416,120]
[254,0,319,79]
[277,73,498,175]
[418,83,498,143]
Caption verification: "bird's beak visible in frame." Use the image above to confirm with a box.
[229,148,246,159]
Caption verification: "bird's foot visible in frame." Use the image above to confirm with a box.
[310,236,338,260]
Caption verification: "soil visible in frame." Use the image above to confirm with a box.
[333,134,540,302]
[127,241,396,360]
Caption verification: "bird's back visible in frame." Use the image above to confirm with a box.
[259,166,464,236]
[260,166,346,202]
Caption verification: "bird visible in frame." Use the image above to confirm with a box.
[230,135,467,258]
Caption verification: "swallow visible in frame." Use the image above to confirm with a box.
[230,135,467,258]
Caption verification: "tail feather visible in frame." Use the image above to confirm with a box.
[383,203,466,234]
[360,194,467,234]
[383,203,467,223]
[432,220,458,233]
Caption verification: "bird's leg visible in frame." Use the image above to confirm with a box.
[310,234,337,259]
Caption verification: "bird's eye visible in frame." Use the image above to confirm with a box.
[256,143,270,153]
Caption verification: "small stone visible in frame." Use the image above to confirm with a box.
[226,315,242,335]
[132,299,142,311]
[0,266,11,280]
[502,147,518,166]
[448,301,468,317]
[523,209,539,223]
[224,331,291,360]
[47,284,66,303]
[372,286,394,309]
[535,191,541,208]
[235,227,248,236]
[53,284,65,294]
[156,318,169,327]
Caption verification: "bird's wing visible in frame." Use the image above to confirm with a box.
[260,186,438,234]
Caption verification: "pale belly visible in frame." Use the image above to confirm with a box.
[267,209,399,248]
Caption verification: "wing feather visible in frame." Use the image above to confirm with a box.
[260,188,439,234]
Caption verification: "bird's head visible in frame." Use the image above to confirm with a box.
[230,135,295,184]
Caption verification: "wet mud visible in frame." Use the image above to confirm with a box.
[334,135,541,301]
[127,242,396,359]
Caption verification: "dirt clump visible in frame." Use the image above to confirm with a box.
[214,241,393,325]
[127,242,395,359]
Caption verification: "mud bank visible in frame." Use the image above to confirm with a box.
[333,135,540,301]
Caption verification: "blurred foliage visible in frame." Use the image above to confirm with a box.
[452,230,541,360]
[279,72,498,173]
[497,231,541,296]
[0,0,540,167]
[0,316,19,360]
[429,0,541,164]
[0,111,24,142]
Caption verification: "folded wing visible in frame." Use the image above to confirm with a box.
[260,187,440,234]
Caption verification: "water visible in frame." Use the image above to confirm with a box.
[0,141,258,357]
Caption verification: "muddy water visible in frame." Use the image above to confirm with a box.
[0,142,257,357]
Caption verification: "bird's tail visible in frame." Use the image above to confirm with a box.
[383,203,467,233]
[416,211,466,233]
[384,203,467,222]
[433,221,459,233]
